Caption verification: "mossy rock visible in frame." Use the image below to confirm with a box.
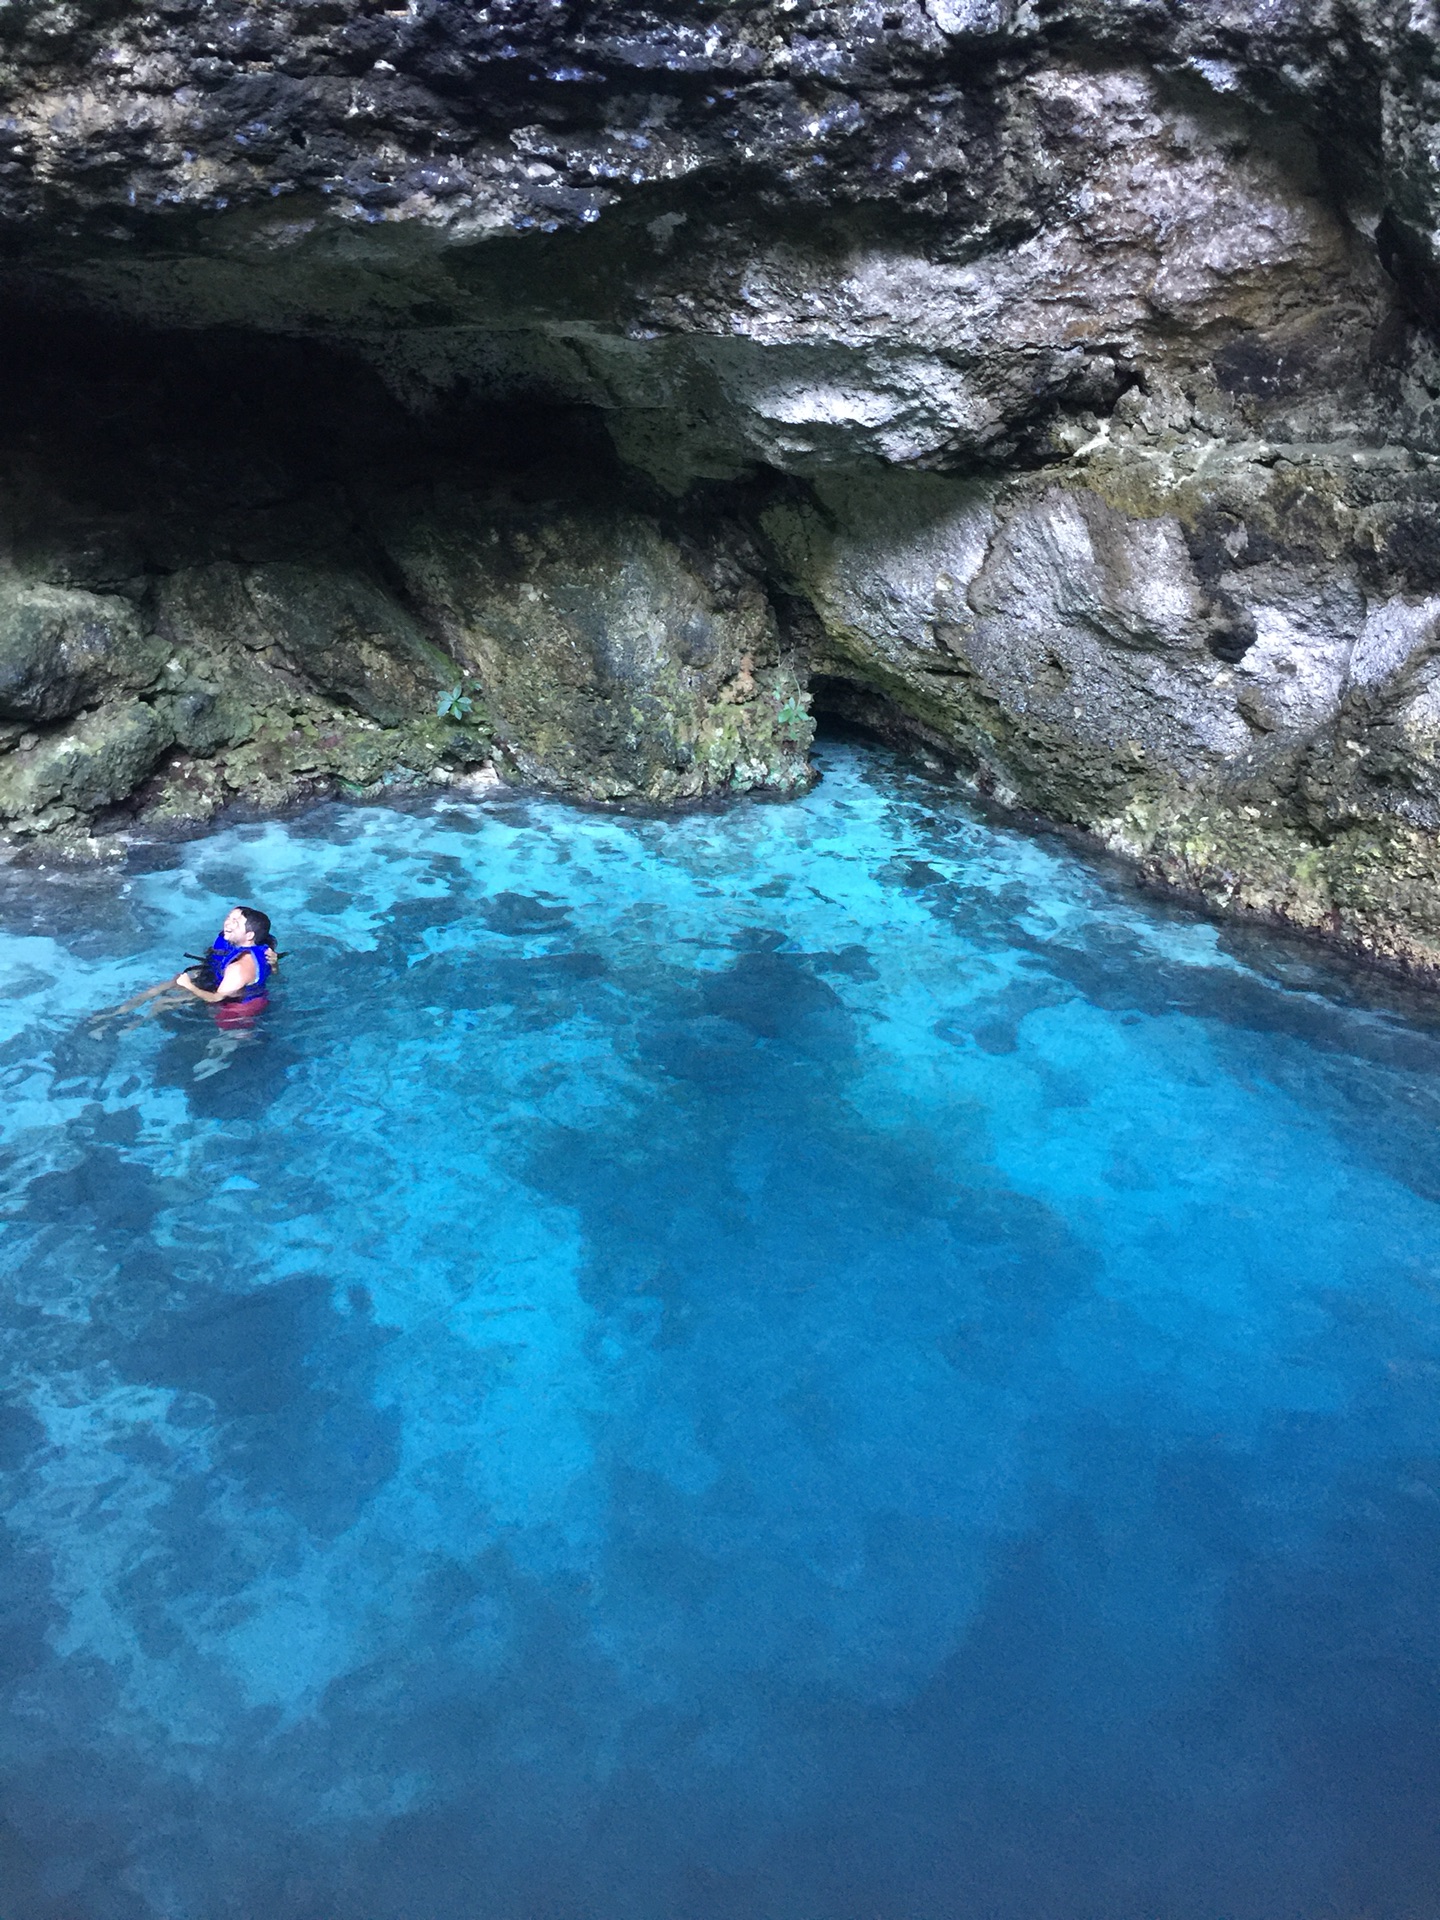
[157,562,456,728]
[376,492,813,801]
[0,579,161,725]
[0,700,172,825]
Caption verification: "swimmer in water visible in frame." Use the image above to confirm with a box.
[91,906,278,1032]
[175,905,276,1014]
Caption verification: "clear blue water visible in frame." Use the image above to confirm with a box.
[2,740,1440,1920]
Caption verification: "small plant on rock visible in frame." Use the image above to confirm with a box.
[776,694,810,742]
[437,684,475,721]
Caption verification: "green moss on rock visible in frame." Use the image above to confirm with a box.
[0,699,173,829]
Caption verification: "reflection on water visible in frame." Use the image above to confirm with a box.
[2,743,1440,1919]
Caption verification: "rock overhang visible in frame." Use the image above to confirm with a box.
[1,2,1440,968]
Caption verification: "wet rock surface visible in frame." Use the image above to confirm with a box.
[0,2,1438,966]
[372,485,810,798]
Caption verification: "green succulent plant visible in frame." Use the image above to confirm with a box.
[776,694,810,742]
[436,685,474,721]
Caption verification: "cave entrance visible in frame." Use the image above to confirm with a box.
[0,291,627,540]
[806,671,967,776]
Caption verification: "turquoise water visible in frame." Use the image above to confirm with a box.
[2,741,1440,1920]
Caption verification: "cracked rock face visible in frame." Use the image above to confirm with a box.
[1,1,1440,968]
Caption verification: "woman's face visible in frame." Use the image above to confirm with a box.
[222,908,249,944]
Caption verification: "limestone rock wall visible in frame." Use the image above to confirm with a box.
[1,2,1439,966]
[0,322,813,830]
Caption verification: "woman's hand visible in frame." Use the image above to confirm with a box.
[174,958,252,1004]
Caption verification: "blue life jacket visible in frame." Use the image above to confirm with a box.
[198,933,271,1003]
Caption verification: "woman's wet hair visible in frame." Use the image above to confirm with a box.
[237,907,272,943]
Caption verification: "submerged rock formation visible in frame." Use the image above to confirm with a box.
[1,1,1439,965]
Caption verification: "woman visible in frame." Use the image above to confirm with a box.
[175,906,276,1020]
[91,905,278,1033]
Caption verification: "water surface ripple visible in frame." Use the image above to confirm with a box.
[2,742,1439,1920]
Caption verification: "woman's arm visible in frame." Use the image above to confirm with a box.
[91,977,189,1026]
[175,955,256,1004]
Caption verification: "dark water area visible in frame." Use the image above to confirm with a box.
[1,743,1439,1919]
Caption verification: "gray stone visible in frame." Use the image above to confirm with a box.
[0,700,173,825]
[0,580,159,724]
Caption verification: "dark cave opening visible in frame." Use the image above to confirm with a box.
[0,291,630,570]
[0,289,835,827]
[808,671,973,774]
